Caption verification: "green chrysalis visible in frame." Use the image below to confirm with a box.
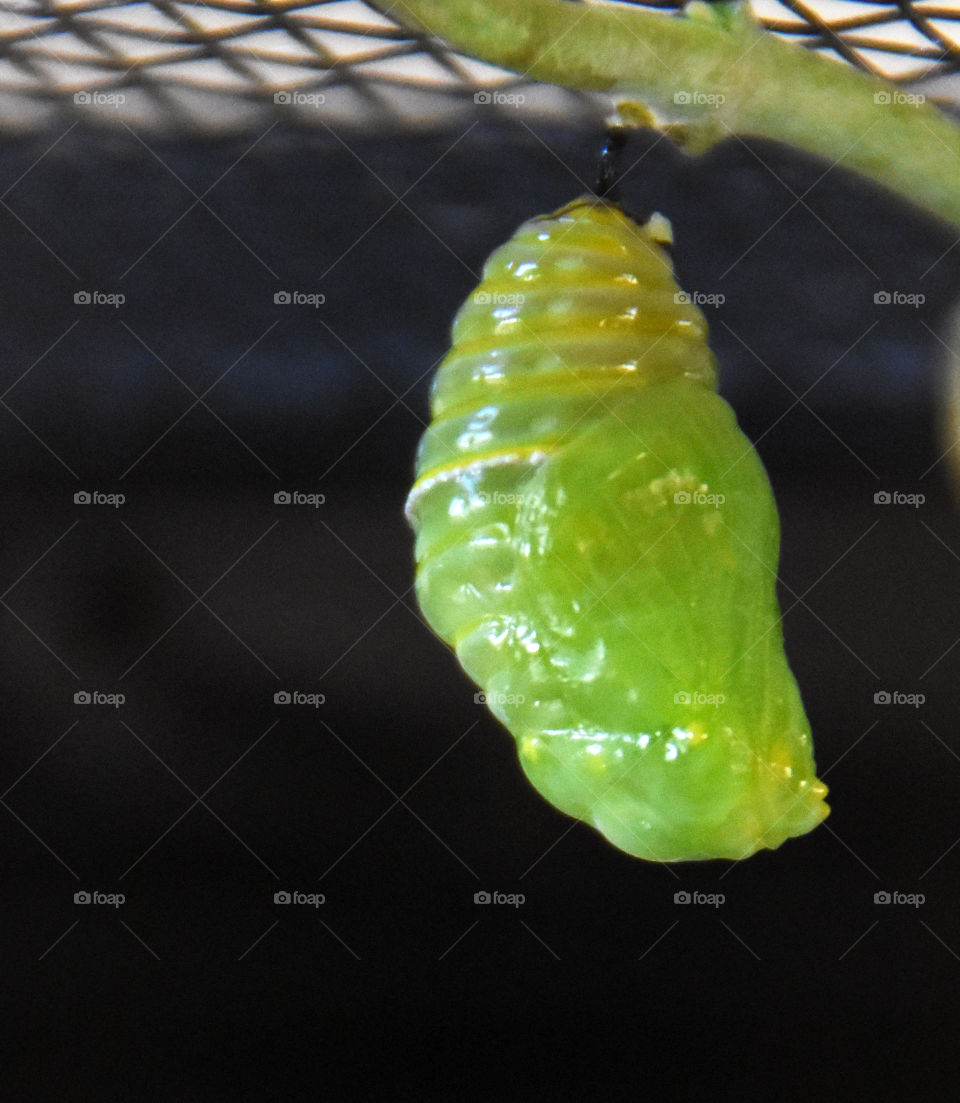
[406,196,828,862]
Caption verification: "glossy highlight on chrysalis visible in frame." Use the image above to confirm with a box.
[406,196,829,862]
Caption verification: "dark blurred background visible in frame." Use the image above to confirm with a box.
[3,118,960,1097]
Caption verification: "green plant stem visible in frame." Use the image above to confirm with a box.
[377,0,960,229]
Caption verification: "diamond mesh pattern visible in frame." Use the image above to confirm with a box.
[0,0,958,130]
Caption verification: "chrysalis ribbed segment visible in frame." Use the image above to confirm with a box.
[427,198,715,428]
[406,196,828,863]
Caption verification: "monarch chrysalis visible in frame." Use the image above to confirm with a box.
[406,196,829,862]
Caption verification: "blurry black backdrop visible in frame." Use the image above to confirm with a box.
[2,119,960,1098]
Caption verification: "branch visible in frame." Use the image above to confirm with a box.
[375,0,960,229]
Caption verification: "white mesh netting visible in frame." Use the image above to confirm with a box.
[0,0,958,131]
